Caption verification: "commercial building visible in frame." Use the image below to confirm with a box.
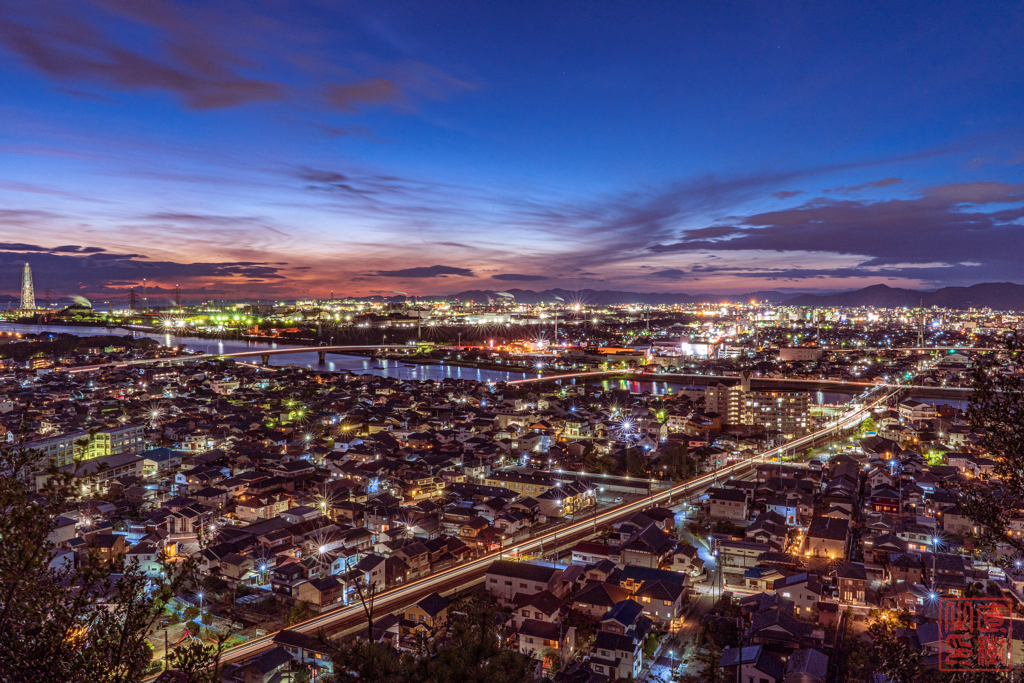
[779,347,824,362]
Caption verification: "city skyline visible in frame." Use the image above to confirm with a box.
[3,1,1024,300]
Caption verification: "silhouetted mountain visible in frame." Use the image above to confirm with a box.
[782,282,1024,310]
[436,288,791,305]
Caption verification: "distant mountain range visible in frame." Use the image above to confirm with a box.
[439,288,792,305]
[439,282,1024,310]
[783,282,1024,309]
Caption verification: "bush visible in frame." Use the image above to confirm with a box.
[712,519,742,536]
[285,601,313,625]
[643,631,661,658]
[182,605,199,622]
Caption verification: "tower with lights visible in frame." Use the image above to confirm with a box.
[20,263,35,310]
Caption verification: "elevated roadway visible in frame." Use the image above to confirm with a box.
[625,371,973,397]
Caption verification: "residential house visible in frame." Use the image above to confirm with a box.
[514,619,575,671]
[295,576,345,612]
[401,592,449,643]
[574,580,631,618]
[720,645,786,683]
[272,630,333,678]
[784,648,829,683]
[589,630,642,680]
[803,517,849,559]
[835,562,868,605]
[239,646,293,683]
[485,560,564,605]
[708,487,749,521]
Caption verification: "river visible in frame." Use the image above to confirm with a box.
[0,322,966,407]
[0,322,541,384]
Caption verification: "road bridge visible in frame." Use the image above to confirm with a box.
[67,344,415,374]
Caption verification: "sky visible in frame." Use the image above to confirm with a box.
[2,0,1024,303]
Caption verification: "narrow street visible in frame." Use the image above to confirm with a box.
[641,507,727,682]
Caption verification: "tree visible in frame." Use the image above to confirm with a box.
[350,576,378,642]
[322,590,533,683]
[656,442,697,481]
[701,617,740,650]
[677,644,722,683]
[563,608,599,650]
[860,416,877,434]
[955,335,1024,553]
[712,520,742,537]
[0,444,218,683]
[165,635,229,683]
[286,601,314,626]
[866,613,924,683]
[584,451,617,475]
[623,447,649,478]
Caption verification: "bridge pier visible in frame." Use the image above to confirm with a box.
[317,350,327,363]
[260,354,270,367]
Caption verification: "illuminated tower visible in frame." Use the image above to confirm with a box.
[20,263,35,310]
[917,299,925,348]
[175,284,181,308]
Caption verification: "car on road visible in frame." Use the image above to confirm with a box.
[614,497,623,503]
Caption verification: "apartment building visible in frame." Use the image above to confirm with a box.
[26,423,145,467]
[706,372,810,438]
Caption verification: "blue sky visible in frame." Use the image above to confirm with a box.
[1,0,1023,301]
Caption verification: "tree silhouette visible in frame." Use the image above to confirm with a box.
[955,334,1024,553]
[0,444,219,683]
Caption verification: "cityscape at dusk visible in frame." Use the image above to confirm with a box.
[3,3,1024,683]
[3,1,1024,301]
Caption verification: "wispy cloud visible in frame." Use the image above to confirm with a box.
[0,0,473,113]
[369,265,475,278]
[491,273,548,281]
[823,177,903,194]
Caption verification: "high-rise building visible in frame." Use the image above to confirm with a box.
[705,371,810,438]
[20,263,35,310]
